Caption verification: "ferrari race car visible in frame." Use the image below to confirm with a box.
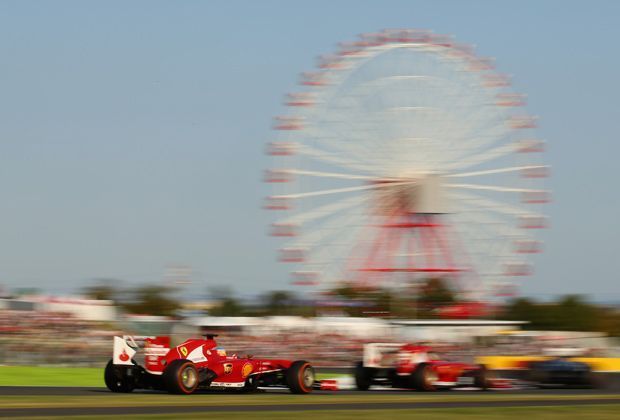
[104,334,315,394]
[355,343,496,391]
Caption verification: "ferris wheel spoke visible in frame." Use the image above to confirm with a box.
[451,201,532,239]
[387,106,438,112]
[289,213,368,268]
[447,165,550,178]
[283,169,378,181]
[287,205,366,248]
[308,129,378,166]
[311,113,394,168]
[296,144,379,174]
[276,195,367,227]
[271,181,416,200]
[451,212,538,257]
[447,183,547,194]
[303,116,386,169]
[449,191,544,219]
[445,141,518,171]
[302,223,367,281]
[446,209,530,289]
[309,91,390,160]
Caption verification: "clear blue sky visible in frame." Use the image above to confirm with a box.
[0,1,618,300]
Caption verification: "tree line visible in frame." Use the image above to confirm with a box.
[82,278,620,336]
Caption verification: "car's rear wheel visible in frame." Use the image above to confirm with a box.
[286,360,314,394]
[163,359,199,394]
[411,363,438,391]
[354,361,373,391]
[104,359,135,393]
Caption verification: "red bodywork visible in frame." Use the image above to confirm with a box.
[156,336,293,386]
[357,343,499,391]
[134,336,294,388]
[394,345,480,385]
[108,335,315,394]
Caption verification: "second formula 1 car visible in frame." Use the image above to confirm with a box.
[354,343,495,391]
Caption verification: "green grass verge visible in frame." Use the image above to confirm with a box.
[0,366,104,387]
[12,405,620,420]
[0,366,340,387]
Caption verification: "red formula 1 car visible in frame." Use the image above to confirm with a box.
[104,334,315,394]
[354,343,495,391]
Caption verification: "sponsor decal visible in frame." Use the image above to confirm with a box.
[113,336,136,365]
[224,363,233,374]
[211,382,244,388]
[242,363,253,378]
[119,349,130,362]
[179,346,188,357]
[145,345,169,357]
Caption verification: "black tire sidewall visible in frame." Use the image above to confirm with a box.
[474,365,489,390]
[163,359,199,394]
[354,361,372,391]
[286,360,314,394]
[412,363,436,391]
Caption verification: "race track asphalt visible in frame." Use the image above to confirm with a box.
[2,385,620,396]
[2,398,620,417]
[2,386,620,417]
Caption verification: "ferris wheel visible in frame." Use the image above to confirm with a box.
[264,29,550,302]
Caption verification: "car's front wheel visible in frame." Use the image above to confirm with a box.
[474,365,491,390]
[286,360,314,394]
[411,363,438,391]
[354,361,373,391]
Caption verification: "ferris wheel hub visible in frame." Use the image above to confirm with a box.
[373,174,449,215]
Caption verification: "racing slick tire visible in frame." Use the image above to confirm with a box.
[354,361,374,391]
[163,359,199,394]
[104,359,135,393]
[411,363,438,392]
[474,365,491,391]
[286,360,315,394]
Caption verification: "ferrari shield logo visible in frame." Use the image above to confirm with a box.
[223,363,233,374]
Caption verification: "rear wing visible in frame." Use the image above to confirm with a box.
[363,343,405,368]
[112,335,171,375]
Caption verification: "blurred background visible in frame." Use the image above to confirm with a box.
[0,0,619,378]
